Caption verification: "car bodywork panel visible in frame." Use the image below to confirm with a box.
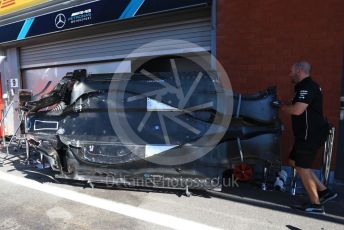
[23,69,282,190]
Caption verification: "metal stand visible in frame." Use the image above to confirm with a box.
[0,150,3,166]
[321,126,335,186]
[5,109,27,157]
[25,136,30,161]
[236,95,244,161]
[2,89,32,161]
[290,125,335,195]
[185,186,191,197]
[290,168,297,195]
[261,166,268,191]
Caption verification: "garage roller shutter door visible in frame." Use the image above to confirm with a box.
[20,17,211,69]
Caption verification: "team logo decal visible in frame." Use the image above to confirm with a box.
[55,13,66,29]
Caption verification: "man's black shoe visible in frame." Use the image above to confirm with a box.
[291,203,325,214]
[319,189,338,204]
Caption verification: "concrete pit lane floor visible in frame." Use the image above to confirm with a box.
[0,147,343,230]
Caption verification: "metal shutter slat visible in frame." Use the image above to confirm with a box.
[21,17,211,69]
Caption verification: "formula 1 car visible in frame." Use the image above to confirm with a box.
[22,69,282,191]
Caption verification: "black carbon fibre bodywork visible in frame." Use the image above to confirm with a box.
[24,69,282,190]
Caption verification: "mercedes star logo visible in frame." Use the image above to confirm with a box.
[55,13,66,29]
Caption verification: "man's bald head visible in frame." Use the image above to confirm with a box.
[290,61,312,83]
[293,61,312,75]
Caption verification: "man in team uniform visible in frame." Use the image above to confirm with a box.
[280,61,337,214]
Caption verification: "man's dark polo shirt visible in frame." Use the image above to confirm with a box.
[292,77,327,141]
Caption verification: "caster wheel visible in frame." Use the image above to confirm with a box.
[233,163,253,182]
[185,186,192,197]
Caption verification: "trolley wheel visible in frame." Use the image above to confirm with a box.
[233,163,253,182]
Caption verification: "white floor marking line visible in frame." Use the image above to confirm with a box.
[0,172,221,230]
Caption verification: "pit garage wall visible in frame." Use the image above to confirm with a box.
[0,48,21,136]
[217,0,344,170]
